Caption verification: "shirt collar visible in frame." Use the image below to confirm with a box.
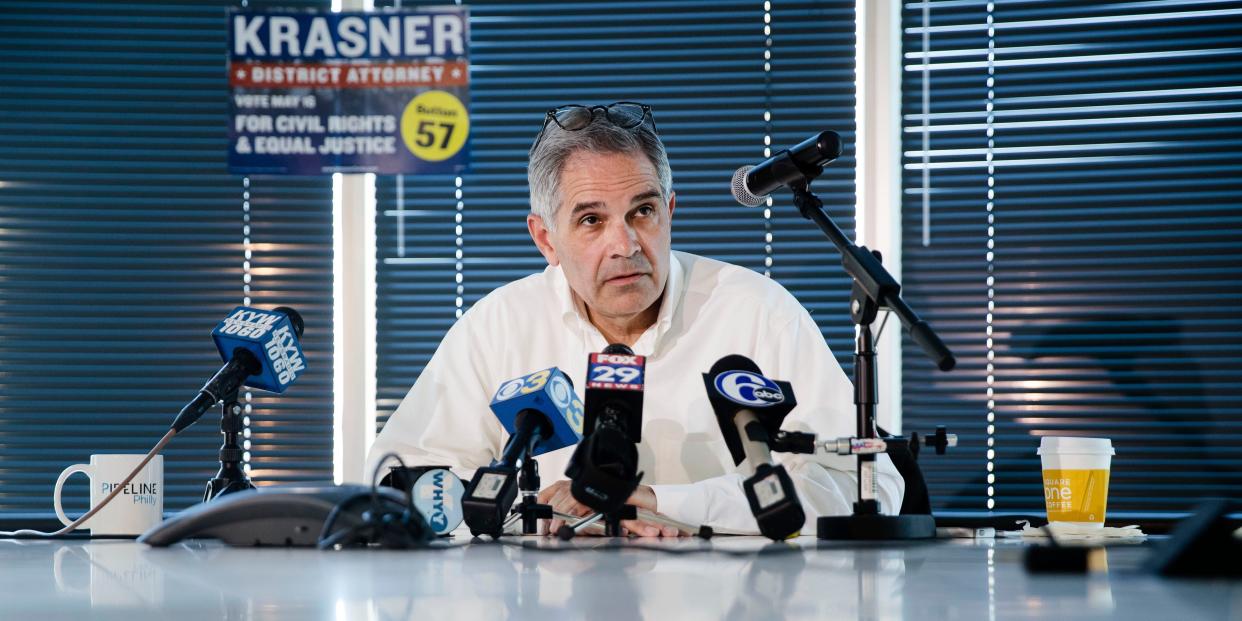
[550,251,685,355]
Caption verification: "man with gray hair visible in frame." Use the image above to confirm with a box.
[368,102,903,537]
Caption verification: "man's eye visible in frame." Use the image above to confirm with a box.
[637,204,655,216]
[579,215,600,226]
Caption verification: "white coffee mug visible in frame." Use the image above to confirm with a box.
[53,455,164,536]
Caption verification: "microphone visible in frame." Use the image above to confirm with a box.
[410,468,465,536]
[171,306,306,433]
[731,131,842,206]
[583,344,644,443]
[566,344,646,514]
[380,465,466,536]
[489,367,584,458]
[462,367,584,536]
[702,354,805,540]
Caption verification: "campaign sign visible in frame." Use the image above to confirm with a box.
[227,8,471,175]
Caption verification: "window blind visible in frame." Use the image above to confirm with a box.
[0,0,335,521]
[900,0,1242,515]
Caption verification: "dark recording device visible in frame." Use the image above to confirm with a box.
[703,354,805,541]
[565,344,646,515]
[138,484,433,548]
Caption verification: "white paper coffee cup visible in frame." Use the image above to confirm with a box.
[1037,437,1114,528]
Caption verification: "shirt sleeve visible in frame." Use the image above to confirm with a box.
[651,307,905,536]
[364,310,505,483]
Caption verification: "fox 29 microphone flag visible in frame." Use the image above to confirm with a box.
[213,306,307,392]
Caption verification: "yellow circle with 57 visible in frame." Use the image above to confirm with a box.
[400,90,469,162]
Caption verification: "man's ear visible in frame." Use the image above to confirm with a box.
[667,191,676,218]
[527,213,560,266]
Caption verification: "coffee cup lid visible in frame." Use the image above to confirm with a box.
[1037,436,1114,455]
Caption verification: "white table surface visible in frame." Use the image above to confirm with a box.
[0,535,1236,620]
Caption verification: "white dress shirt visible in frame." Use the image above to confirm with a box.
[367,250,904,534]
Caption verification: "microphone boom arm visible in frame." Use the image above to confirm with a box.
[789,182,954,371]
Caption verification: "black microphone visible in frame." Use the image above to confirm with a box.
[702,354,805,541]
[566,344,646,515]
[731,131,842,207]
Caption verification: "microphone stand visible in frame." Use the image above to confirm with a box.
[561,503,638,539]
[203,389,256,501]
[559,506,717,539]
[501,455,553,535]
[785,180,956,540]
[557,452,716,539]
[558,422,715,539]
[464,415,553,537]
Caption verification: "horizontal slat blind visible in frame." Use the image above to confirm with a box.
[246,178,335,485]
[376,1,858,428]
[0,0,334,519]
[901,0,1242,514]
[769,1,858,371]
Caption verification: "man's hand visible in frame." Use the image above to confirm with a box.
[538,479,594,536]
[537,481,685,537]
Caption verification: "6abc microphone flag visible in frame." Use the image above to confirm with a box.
[702,355,806,541]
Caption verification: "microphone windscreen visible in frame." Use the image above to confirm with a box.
[274,306,305,338]
[708,353,764,378]
[411,468,465,536]
[731,166,765,207]
[602,343,634,355]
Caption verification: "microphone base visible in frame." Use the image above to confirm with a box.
[204,476,257,502]
[558,504,637,540]
[816,514,936,540]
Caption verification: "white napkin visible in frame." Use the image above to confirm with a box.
[1017,520,1146,541]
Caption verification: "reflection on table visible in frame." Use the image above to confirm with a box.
[0,536,1236,620]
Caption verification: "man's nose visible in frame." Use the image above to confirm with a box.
[605,219,641,258]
